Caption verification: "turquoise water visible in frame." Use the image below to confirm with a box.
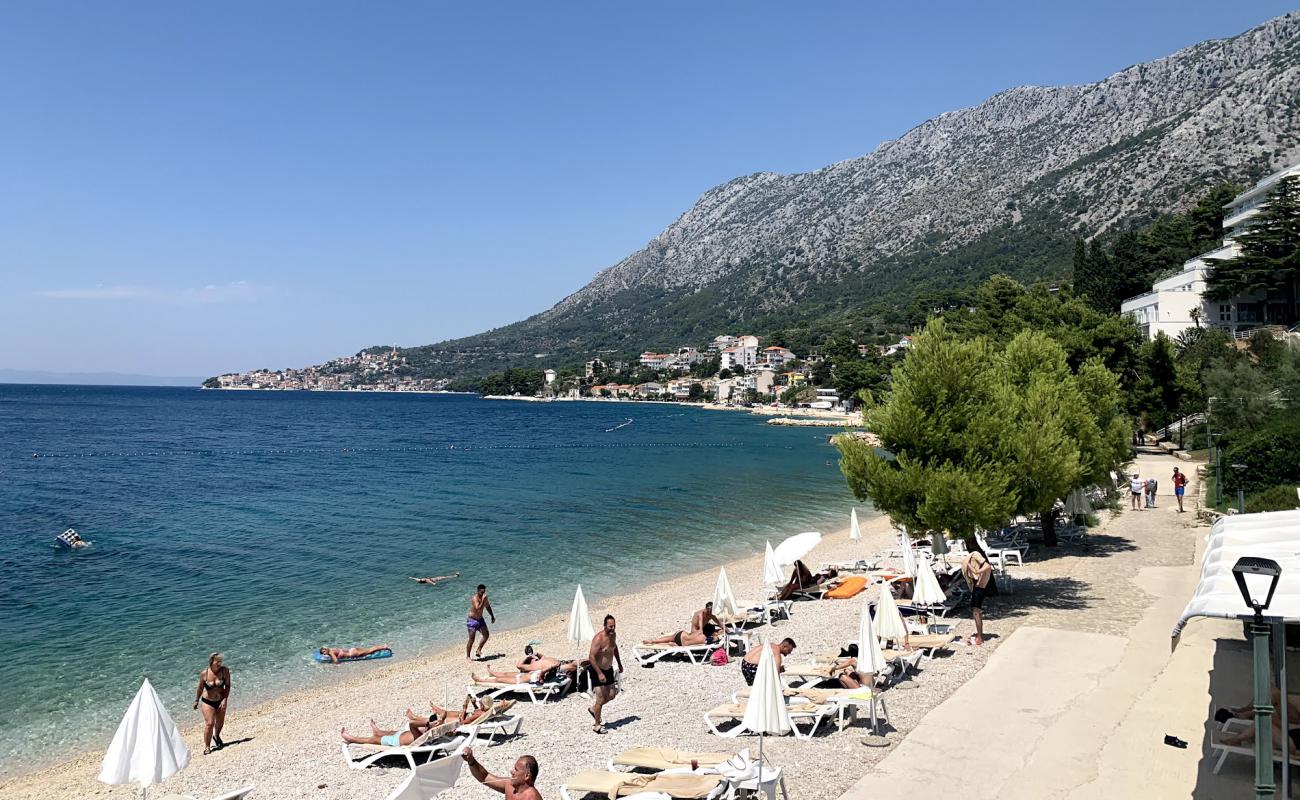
[0,386,859,775]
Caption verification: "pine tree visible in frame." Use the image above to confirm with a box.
[1206,175,1300,324]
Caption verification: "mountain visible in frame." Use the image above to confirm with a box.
[405,12,1300,379]
[0,369,202,387]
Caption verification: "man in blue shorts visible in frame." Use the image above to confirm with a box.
[1172,466,1188,513]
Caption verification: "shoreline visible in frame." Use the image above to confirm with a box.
[1,511,934,799]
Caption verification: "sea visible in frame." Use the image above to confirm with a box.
[0,384,863,776]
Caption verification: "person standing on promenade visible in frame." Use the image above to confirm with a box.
[466,583,496,660]
[1129,474,1144,510]
[586,614,624,734]
[962,550,995,645]
[1146,476,1158,508]
[463,747,542,800]
[192,652,231,755]
[1172,466,1188,513]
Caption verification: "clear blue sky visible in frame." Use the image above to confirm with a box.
[1,2,1294,377]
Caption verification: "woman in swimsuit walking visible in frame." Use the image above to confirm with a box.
[192,652,231,754]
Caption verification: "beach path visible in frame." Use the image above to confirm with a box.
[839,448,1232,799]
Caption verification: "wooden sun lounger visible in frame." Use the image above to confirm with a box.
[632,640,719,666]
[560,769,725,800]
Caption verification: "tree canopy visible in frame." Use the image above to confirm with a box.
[1206,175,1300,325]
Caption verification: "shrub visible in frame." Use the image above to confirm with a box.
[1223,415,1300,494]
[1245,484,1300,513]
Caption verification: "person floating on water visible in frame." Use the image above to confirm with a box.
[55,528,90,549]
[466,583,496,660]
[319,644,391,664]
[410,572,460,585]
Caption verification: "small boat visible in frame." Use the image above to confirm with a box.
[55,528,92,550]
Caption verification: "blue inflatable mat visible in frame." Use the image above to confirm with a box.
[313,648,392,663]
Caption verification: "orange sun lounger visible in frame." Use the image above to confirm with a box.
[825,576,868,599]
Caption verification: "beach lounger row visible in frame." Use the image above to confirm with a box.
[561,769,727,800]
[577,748,789,800]
[703,700,834,740]
[155,787,255,800]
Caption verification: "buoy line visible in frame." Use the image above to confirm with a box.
[24,440,752,460]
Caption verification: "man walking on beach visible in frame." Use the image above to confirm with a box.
[586,614,624,734]
[962,550,995,645]
[462,746,542,800]
[466,584,496,660]
[1172,466,1188,513]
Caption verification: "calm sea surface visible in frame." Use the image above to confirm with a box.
[0,385,861,775]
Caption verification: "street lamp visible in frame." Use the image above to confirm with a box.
[1210,433,1224,507]
[1233,556,1283,800]
[1232,463,1248,513]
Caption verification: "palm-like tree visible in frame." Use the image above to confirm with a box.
[1189,306,1202,328]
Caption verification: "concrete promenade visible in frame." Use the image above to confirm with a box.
[838,450,1258,799]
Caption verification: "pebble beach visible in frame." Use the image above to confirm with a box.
[0,511,1006,799]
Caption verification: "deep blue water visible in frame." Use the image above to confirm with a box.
[0,385,858,774]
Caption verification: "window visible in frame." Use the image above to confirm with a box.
[1219,304,1232,322]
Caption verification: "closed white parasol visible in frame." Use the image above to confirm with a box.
[849,509,861,542]
[712,566,741,618]
[742,634,792,769]
[762,540,784,586]
[98,678,190,798]
[873,584,909,645]
[772,531,822,567]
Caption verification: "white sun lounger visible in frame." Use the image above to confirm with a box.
[1210,718,1300,774]
[632,640,719,666]
[340,725,475,771]
[466,673,572,704]
[559,768,726,800]
[156,786,255,800]
[455,709,523,744]
[703,701,833,740]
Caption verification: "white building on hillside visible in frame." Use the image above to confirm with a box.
[1122,161,1300,340]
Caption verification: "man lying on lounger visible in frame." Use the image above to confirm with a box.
[404,695,510,733]
[471,651,581,686]
[644,601,724,647]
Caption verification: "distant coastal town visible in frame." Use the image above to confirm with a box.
[204,332,914,412]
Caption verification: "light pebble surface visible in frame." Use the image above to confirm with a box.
[3,513,997,800]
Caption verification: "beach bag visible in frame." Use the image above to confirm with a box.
[711,648,730,666]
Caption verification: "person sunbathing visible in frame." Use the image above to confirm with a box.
[340,719,422,748]
[319,644,391,664]
[405,697,509,733]
[410,572,460,585]
[642,628,716,647]
[776,561,838,601]
[471,661,577,685]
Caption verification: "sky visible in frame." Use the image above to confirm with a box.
[1,1,1295,377]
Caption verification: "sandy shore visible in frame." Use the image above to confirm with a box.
[2,513,1001,800]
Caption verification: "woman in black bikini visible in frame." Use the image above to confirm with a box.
[193,652,231,754]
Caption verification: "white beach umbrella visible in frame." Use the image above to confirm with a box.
[899,529,918,578]
[762,540,784,586]
[742,634,792,769]
[912,562,947,608]
[857,596,887,677]
[773,531,821,567]
[872,584,909,646]
[849,508,861,542]
[99,678,190,798]
[567,585,596,646]
[712,566,741,618]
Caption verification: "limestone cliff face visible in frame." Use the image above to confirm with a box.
[546,11,1300,318]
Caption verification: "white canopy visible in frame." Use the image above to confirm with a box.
[762,540,784,586]
[873,584,909,644]
[99,678,190,794]
[773,531,822,567]
[712,566,741,618]
[849,509,862,542]
[741,635,791,736]
[1172,509,1300,647]
[567,585,595,645]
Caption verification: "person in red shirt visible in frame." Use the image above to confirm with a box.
[1172,467,1189,513]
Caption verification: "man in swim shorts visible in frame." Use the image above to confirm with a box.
[692,601,723,644]
[586,614,624,734]
[466,583,496,660]
[740,638,795,685]
[962,550,996,645]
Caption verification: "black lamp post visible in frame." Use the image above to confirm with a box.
[1232,463,1248,513]
[1233,556,1283,800]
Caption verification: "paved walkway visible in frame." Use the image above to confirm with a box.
[838,450,1256,799]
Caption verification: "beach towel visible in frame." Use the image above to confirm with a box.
[825,576,868,599]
